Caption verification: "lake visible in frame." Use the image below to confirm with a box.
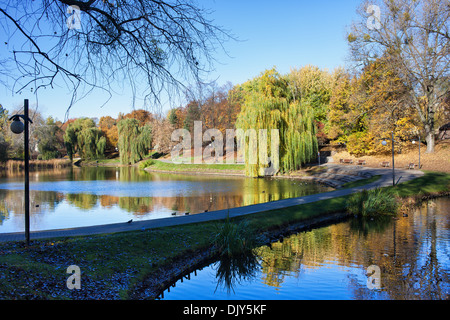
[159,197,450,300]
[0,166,333,233]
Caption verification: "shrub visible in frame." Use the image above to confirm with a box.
[138,159,155,169]
[211,215,262,257]
[346,187,399,217]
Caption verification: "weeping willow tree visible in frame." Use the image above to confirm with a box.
[117,118,152,165]
[64,118,106,160]
[235,68,318,177]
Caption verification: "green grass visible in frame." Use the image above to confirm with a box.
[0,171,448,299]
[346,188,398,217]
[143,159,245,172]
[393,171,450,197]
[0,196,349,299]
[341,175,381,189]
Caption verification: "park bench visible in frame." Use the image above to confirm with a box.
[356,160,366,166]
[380,161,390,167]
[340,159,353,164]
[406,163,416,170]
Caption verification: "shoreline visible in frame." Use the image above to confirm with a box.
[143,167,246,177]
[131,210,352,299]
[132,190,450,300]
[0,171,447,299]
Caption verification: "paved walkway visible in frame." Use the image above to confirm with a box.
[0,165,424,243]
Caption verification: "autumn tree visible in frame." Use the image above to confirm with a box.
[174,82,240,141]
[98,116,118,151]
[121,109,153,127]
[200,82,239,134]
[359,58,418,154]
[151,116,176,154]
[327,70,360,143]
[347,0,450,153]
[327,58,420,156]
[288,65,334,123]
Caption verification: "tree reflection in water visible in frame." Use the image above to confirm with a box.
[214,251,260,294]
[0,166,332,232]
[161,198,449,300]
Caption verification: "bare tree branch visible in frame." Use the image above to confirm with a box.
[0,0,234,118]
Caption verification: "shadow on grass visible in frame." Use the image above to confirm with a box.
[394,171,450,197]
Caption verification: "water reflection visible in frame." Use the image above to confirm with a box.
[160,198,450,300]
[214,253,260,294]
[0,166,332,232]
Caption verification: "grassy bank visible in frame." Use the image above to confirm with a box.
[81,158,121,166]
[0,171,448,299]
[341,175,381,189]
[141,159,245,174]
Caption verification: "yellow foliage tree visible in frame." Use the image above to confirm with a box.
[327,58,421,156]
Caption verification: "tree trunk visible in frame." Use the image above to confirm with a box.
[424,91,438,154]
[425,125,435,153]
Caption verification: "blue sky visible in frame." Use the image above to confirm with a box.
[1,0,362,122]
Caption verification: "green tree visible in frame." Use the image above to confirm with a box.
[288,65,333,124]
[288,66,335,144]
[235,68,318,177]
[63,118,106,160]
[183,102,201,133]
[35,117,64,160]
[117,118,152,165]
[168,109,178,126]
[0,105,9,162]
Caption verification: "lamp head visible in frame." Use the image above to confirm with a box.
[381,140,387,146]
[10,116,24,134]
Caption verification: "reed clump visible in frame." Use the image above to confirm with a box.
[211,214,262,258]
[346,187,399,218]
[1,159,72,170]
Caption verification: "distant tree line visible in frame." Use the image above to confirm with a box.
[0,0,448,170]
[0,58,448,174]
[0,0,448,177]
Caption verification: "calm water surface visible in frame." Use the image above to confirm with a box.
[160,198,450,300]
[0,166,332,233]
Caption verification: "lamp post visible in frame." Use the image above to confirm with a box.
[381,131,395,187]
[9,99,33,245]
[412,136,421,169]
